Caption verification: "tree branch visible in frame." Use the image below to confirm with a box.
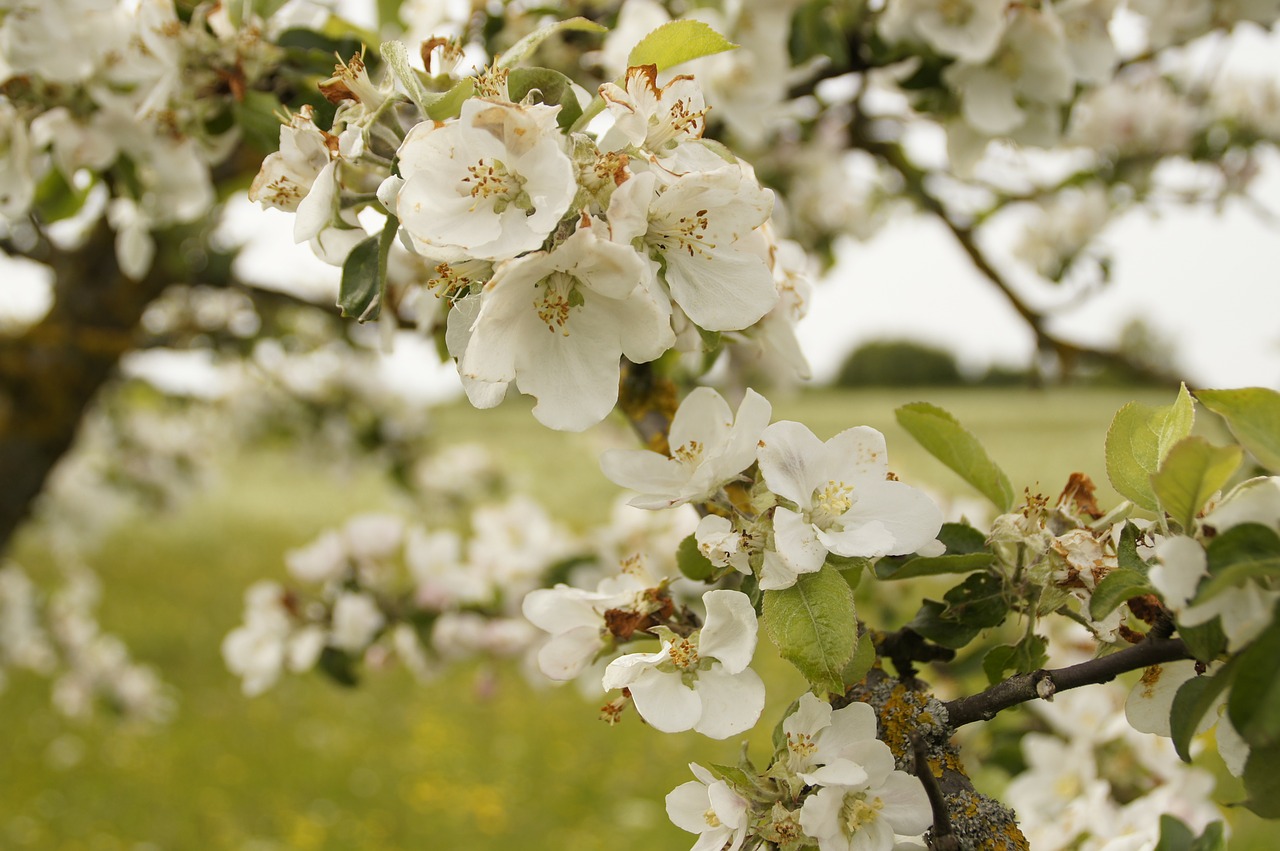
[860,136,1177,384]
[943,637,1191,728]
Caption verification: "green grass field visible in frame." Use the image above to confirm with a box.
[1,386,1266,850]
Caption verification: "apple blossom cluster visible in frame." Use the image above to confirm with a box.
[1004,665,1225,851]
[222,488,700,695]
[0,561,171,723]
[600,387,944,592]
[0,0,319,276]
[663,694,933,851]
[249,40,810,430]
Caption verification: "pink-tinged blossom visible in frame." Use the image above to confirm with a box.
[601,589,764,739]
[757,422,943,590]
[600,387,772,510]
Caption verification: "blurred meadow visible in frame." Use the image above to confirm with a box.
[2,386,1269,850]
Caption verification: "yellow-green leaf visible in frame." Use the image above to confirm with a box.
[895,403,1013,510]
[496,17,606,70]
[1196,387,1280,473]
[1105,384,1196,511]
[626,20,737,72]
[1151,437,1242,531]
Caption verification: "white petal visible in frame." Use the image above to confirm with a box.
[294,161,337,243]
[692,666,765,739]
[1125,659,1198,736]
[698,590,759,674]
[873,771,933,836]
[773,507,828,577]
[666,780,713,833]
[629,668,703,733]
[664,245,778,332]
[537,627,604,681]
[599,449,692,508]
[759,421,827,507]
[1149,536,1206,610]
[823,426,890,481]
[801,758,869,788]
[824,480,944,558]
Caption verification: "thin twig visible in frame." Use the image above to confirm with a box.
[942,637,1191,728]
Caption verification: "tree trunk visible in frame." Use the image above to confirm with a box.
[0,222,172,553]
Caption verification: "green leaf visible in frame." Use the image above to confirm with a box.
[841,628,876,689]
[232,88,290,155]
[1198,523,1280,604]
[1227,609,1280,748]
[1195,387,1280,473]
[906,600,980,649]
[874,552,993,581]
[1154,816,1226,851]
[424,77,475,122]
[32,166,93,224]
[1151,437,1242,531]
[937,522,988,554]
[1105,384,1195,511]
[1243,743,1280,818]
[1117,521,1147,574]
[507,67,583,130]
[942,572,1009,628]
[762,565,858,695]
[906,572,1010,649]
[338,215,397,322]
[497,17,606,70]
[982,634,1047,685]
[1178,618,1227,664]
[895,403,1013,510]
[1090,568,1154,620]
[676,533,714,581]
[317,646,359,687]
[626,20,738,72]
[1170,663,1234,762]
[380,39,433,113]
[828,554,869,593]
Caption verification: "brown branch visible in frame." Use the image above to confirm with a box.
[861,136,1178,384]
[942,637,1191,728]
[910,731,960,851]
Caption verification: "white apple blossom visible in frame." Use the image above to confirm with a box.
[602,589,765,738]
[460,216,675,431]
[666,762,751,851]
[695,515,753,575]
[878,0,1008,64]
[522,571,652,681]
[600,64,707,156]
[942,8,1074,137]
[222,581,325,696]
[1067,77,1201,158]
[600,386,772,510]
[1125,659,1249,776]
[798,734,932,851]
[1149,535,1278,651]
[394,98,575,261]
[757,421,943,590]
[1055,0,1119,85]
[248,105,335,212]
[782,693,883,776]
[609,167,780,332]
[329,591,386,653]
